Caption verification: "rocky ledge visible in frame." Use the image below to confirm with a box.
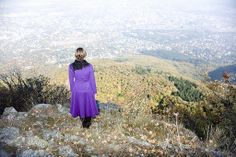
[0,103,229,157]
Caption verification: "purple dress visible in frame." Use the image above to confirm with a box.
[68,63,100,118]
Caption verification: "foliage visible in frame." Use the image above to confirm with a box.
[132,65,152,75]
[151,79,236,154]
[0,69,70,114]
[203,81,236,153]
[168,76,204,102]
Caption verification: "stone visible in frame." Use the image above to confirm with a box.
[0,127,20,145]
[108,143,121,151]
[29,104,55,118]
[25,130,34,137]
[42,129,64,141]
[32,104,53,109]
[56,104,69,114]
[2,106,17,114]
[0,148,13,157]
[84,145,95,154]
[58,145,78,157]
[97,101,121,112]
[64,134,86,145]
[16,149,55,157]
[1,108,28,120]
[127,136,152,147]
[25,135,49,148]
[1,107,18,120]
[209,150,224,157]
[15,112,28,120]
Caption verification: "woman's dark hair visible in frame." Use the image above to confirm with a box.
[76,47,84,52]
[72,58,90,71]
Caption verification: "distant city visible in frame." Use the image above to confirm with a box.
[0,0,236,69]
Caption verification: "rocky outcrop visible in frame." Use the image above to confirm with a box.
[0,103,228,156]
[1,107,28,121]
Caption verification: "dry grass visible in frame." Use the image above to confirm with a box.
[0,101,197,156]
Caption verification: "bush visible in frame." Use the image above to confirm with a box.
[151,79,236,154]
[0,69,70,114]
[168,76,204,102]
[132,65,152,75]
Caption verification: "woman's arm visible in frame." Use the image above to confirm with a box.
[89,64,97,94]
[68,64,75,92]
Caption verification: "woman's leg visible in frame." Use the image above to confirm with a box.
[85,117,92,128]
[81,117,92,128]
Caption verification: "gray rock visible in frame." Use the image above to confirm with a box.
[58,145,78,157]
[56,104,69,114]
[64,134,86,145]
[0,127,28,148]
[97,101,121,112]
[1,107,18,120]
[0,127,20,145]
[127,136,152,147]
[1,108,28,120]
[0,149,12,157]
[15,112,28,120]
[2,106,17,114]
[155,140,174,152]
[32,104,53,109]
[108,143,121,151]
[42,129,64,141]
[29,104,55,118]
[209,150,224,157]
[84,145,95,154]
[25,134,49,148]
[25,130,34,137]
[22,130,49,148]
[16,149,54,157]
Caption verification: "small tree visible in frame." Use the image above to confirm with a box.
[222,71,230,83]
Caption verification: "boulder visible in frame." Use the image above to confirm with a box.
[1,107,19,120]
[24,130,49,149]
[58,145,78,157]
[97,101,122,112]
[84,145,95,154]
[32,104,53,109]
[16,149,54,157]
[42,129,64,141]
[127,136,152,147]
[0,127,20,145]
[29,104,56,117]
[64,134,86,145]
[56,104,69,114]
[0,143,17,157]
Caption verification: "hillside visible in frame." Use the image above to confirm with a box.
[33,55,205,105]
[0,55,235,156]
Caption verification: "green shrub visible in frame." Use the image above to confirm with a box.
[168,76,204,102]
[132,65,152,75]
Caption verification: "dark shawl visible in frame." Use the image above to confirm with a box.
[71,59,90,71]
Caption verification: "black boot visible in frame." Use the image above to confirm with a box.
[81,117,92,128]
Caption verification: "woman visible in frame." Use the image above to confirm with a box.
[68,47,100,128]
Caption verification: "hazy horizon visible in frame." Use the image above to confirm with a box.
[0,0,236,67]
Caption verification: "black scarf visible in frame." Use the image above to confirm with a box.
[72,59,90,71]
